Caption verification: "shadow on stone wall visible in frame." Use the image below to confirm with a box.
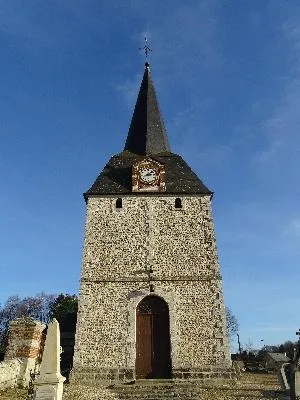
[58,312,77,381]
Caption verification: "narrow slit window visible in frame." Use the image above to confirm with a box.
[116,198,122,209]
[175,198,182,209]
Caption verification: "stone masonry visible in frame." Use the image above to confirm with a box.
[0,359,23,389]
[71,62,232,386]
[4,317,46,387]
[72,195,231,384]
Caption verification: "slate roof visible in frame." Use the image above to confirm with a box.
[84,151,212,199]
[85,63,211,199]
[124,62,170,155]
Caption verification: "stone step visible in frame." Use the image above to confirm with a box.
[131,379,176,386]
[64,373,282,400]
[110,383,278,400]
[111,384,204,399]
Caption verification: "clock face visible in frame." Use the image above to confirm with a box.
[139,167,158,184]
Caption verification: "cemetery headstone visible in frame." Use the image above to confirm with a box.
[294,370,300,400]
[33,319,65,400]
[288,329,300,400]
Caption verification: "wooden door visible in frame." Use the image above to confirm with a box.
[136,314,152,378]
[136,296,171,379]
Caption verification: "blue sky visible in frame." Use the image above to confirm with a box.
[0,0,299,352]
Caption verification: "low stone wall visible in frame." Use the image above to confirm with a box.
[232,360,245,375]
[0,359,22,389]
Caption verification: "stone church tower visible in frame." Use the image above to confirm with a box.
[72,63,231,385]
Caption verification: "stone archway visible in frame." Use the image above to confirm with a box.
[136,295,172,379]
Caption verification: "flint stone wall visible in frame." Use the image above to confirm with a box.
[0,359,22,389]
[72,195,231,383]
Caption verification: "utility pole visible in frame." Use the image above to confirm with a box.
[237,333,242,356]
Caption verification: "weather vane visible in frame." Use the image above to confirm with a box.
[139,36,152,60]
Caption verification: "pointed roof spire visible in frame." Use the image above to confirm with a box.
[124,62,171,155]
[83,61,212,200]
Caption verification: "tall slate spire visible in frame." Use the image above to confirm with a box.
[124,62,171,155]
[84,62,212,199]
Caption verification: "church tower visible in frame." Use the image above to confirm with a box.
[72,63,231,384]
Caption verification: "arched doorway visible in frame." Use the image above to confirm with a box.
[136,295,172,379]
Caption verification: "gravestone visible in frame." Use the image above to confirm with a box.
[294,370,300,400]
[284,343,300,400]
[291,330,300,400]
[33,319,65,400]
[35,385,57,400]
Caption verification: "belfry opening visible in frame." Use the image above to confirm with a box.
[136,296,172,379]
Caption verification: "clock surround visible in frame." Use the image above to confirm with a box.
[132,158,165,192]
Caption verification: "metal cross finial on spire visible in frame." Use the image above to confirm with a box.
[139,35,152,61]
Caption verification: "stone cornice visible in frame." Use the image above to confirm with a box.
[81,274,222,283]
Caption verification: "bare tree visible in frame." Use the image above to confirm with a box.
[226,307,239,340]
[244,338,254,353]
[0,292,55,354]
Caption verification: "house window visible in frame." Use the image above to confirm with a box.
[116,198,122,209]
[175,198,182,209]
